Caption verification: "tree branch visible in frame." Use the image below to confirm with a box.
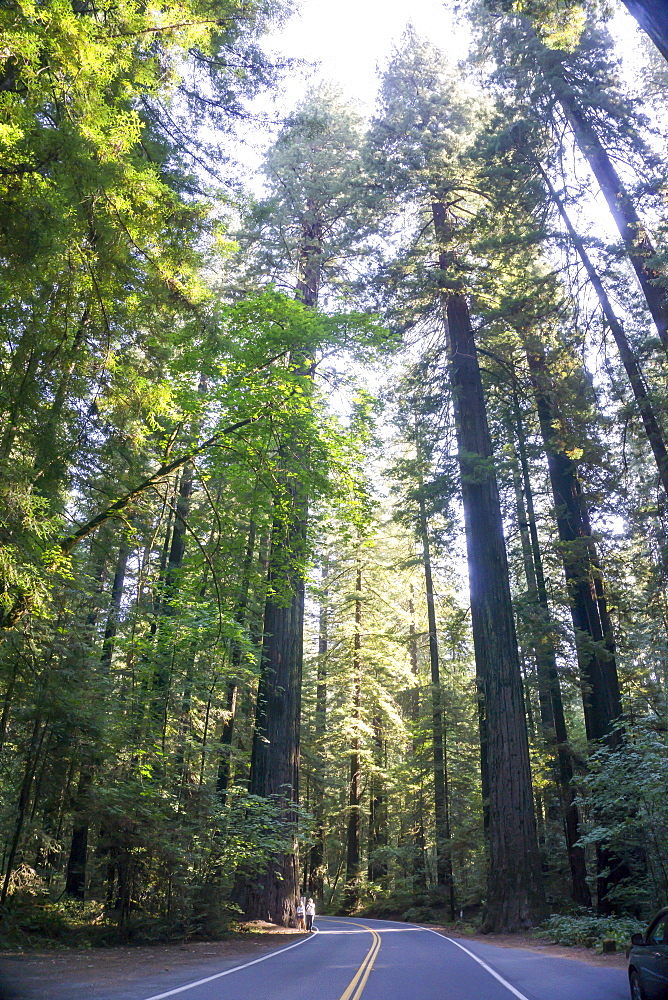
[59,411,267,556]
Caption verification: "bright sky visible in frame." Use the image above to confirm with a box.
[236,0,468,178]
[265,0,465,114]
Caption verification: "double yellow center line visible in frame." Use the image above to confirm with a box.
[337,922,382,1000]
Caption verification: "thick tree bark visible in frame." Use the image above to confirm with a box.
[621,0,668,63]
[239,212,320,923]
[431,200,545,930]
[239,491,305,923]
[445,289,546,931]
[65,771,91,899]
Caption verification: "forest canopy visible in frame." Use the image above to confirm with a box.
[1,0,667,944]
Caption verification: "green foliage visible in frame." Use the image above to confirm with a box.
[483,0,587,50]
[577,725,668,909]
[536,913,644,949]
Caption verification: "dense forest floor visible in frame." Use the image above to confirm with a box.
[0,921,627,999]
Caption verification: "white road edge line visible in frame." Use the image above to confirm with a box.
[140,929,318,1000]
[422,927,532,1000]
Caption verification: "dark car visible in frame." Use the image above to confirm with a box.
[629,907,668,999]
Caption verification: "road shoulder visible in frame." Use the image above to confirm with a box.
[0,924,307,1000]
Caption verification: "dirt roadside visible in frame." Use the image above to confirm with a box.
[0,920,627,999]
[0,923,305,999]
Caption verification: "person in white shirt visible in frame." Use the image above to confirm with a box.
[305,898,315,932]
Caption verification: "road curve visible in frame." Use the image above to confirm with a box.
[0,915,631,1000]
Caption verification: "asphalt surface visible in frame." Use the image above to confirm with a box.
[0,916,631,1000]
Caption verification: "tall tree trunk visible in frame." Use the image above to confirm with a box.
[408,586,428,889]
[0,284,54,463]
[1,718,49,905]
[66,533,130,898]
[417,482,455,916]
[443,285,546,931]
[433,202,546,930]
[151,463,195,748]
[217,519,257,802]
[0,661,18,756]
[367,712,387,885]
[525,345,623,745]
[239,489,306,924]
[65,772,91,899]
[307,554,329,897]
[524,340,630,912]
[512,400,592,907]
[32,304,90,505]
[238,212,320,924]
[343,560,363,912]
[100,537,130,675]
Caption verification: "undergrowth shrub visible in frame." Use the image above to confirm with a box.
[536,914,644,950]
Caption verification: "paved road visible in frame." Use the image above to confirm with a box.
[0,916,631,1000]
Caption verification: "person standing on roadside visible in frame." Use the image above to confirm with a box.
[305,897,315,932]
[296,898,305,931]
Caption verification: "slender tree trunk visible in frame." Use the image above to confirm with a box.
[32,305,90,504]
[525,345,623,744]
[524,341,630,912]
[538,163,668,498]
[151,463,195,749]
[0,661,18,756]
[217,519,257,801]
[308,554,329,897]
[66,532,130,898]
[367,712,387,885]
[1,718,48,905]
[512,400,592,907]
[548,77,668,354]
[408,587,428,889]
[417,486,455,916]
[100,538,131,674]
[343,560,363,912]
[0,285,54,462]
